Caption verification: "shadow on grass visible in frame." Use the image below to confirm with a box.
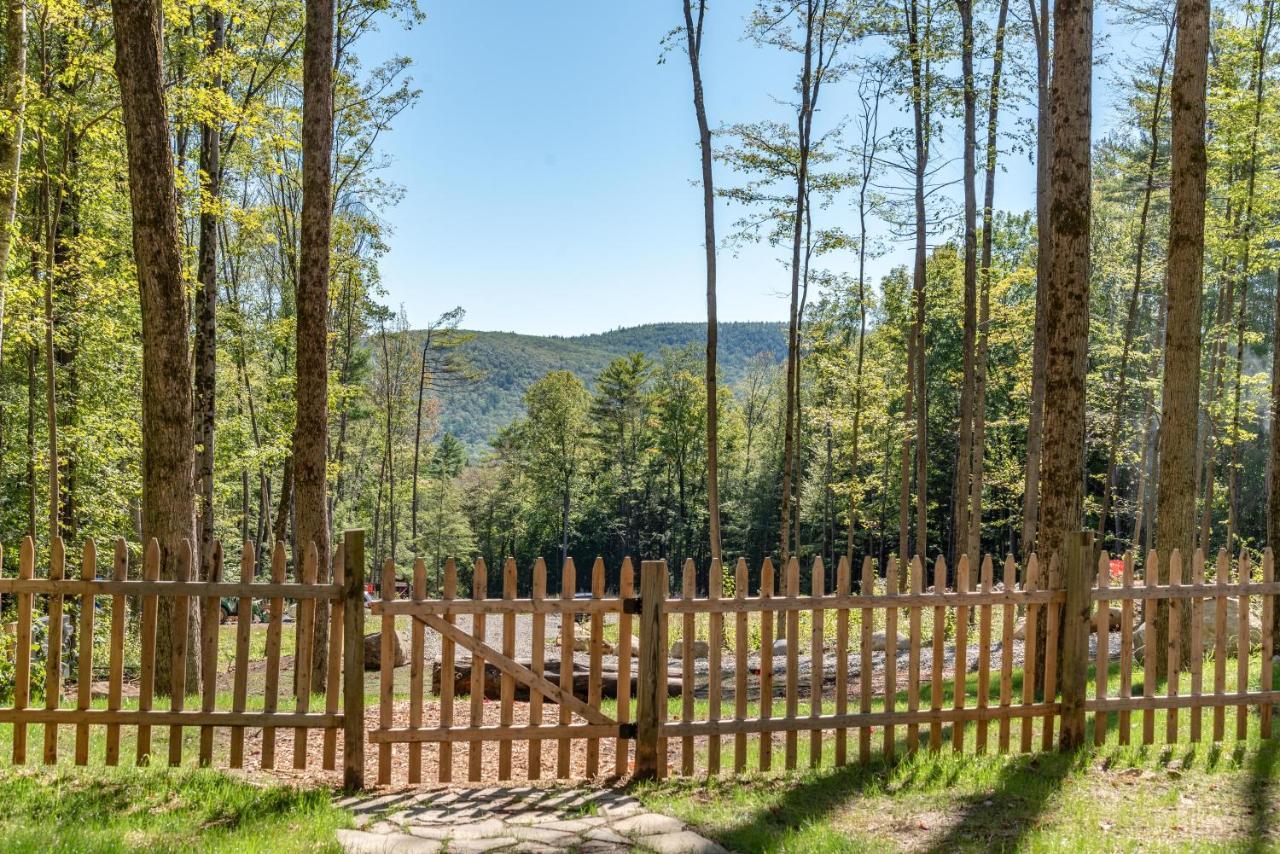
[1243,728,1279,854]
[922,751,1077,853]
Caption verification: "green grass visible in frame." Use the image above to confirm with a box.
[0,766,349,852]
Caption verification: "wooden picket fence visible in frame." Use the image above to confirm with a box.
[0,530,367,788]
[369,531,1280,784]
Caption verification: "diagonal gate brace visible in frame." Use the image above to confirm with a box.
[415,612,613,727]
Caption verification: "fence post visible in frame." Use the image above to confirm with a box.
[634,560,665,780]
[342,529,366,791]
[1059,530,1093,751]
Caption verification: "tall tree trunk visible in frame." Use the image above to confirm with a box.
[295,0,335,691]
[194,8,225,587]
[410,331,432,548]
[969,0,1010,566]
[683,0,720,564]
[907,0,930,564]
[1154,0,1209,681]
[779,0,815,564]
[111,0,199,694]
[1036,0,1093,562]
[1270,265,1280,639]
[953,0,978,566]
[1022,0,1051,557]
[1097,20,1173,547]
[0,0,25,366]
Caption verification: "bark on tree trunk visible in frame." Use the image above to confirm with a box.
[294,0,335,692]
[0,0,25,366]
[1154,0,1209,681]
[111,0,199,694]
[953,0,978,567]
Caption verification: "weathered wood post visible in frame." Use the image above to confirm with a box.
[342,529,366,791]
[1059,530,1093,750]
[635,559,665,780]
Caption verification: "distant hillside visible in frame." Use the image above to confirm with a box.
[435,321,787,449]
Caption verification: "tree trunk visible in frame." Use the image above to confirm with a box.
[953,0,978,567]
[1022,0,1051,557]
[111,0,199,694]
[295,0,335,692]
[907,0,929,564]
[1037,0,1093,563]
[1154,0,1209,681]
[194,8,225,588]
[683,0,720,564]
[969,0,1010,566]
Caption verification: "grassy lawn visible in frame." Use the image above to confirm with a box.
[0,766,349,852]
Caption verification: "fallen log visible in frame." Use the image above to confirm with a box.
[430,659,681,701]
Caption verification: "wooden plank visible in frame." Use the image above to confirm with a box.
[74,540,97,765]
[998,554,1015,752]
[976,555,993,753]
[0,709,345,726]
[43,537,66,765]
[407,558,426,783]
[12,537,33,765]
[230,542,254,768]
[499,557,518,780]
[708,556,723,776]
[634,560,665,780]
[930,556,946,751]
[1118,552,1134,745]
[377,557,397,784]
[1059,534,1093,750]
[759,559,774,772]
[1237,551,1251,741]
[1094,550,1110,747]
[1165,549,1182,743]
[784,557,800,770]
[1041,553,1062,750]
[262,542,287,770]
[136,539,160,765]
[1190,548,1206,742]
[377,723,621,743]
[323,543,345,771]
[1263,549,1274,740]
[733,557,749,772]
[1020,554,1040,753]
[527,558,545,780]
[1141,550,1157,745]
[1213,549,1228,742]
[557,557,572,779]
[1089,691,1280,713]
[810,557,825,768]
[470,557,489,782]
[952,555,970,752]
[587,557,605,777]
[906,555,921,754]
[835,556,851,766]
[0,578,343,598]
[681,558,696,776]
[440,558,458,783]
[858,557,874,764]
[615,557,635,777]
[661,703,1063,737]
[884,557,899,760]
[342,530,366,792]
[167,540,192,767]
[653,589,1066,613]
[197,542,223,766]
[292,542,319,770]
[105,539,127,766]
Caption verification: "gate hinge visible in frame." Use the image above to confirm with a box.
[622,597,642,615]
[618,722,637,740]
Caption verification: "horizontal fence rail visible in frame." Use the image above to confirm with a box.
[0,531,366,786]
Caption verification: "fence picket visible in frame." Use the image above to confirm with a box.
[136,539,160,765]
[1237,552,1250,741]
[759,558,774,773]
[43,537,65,765]
[1263,549,1275,739]
[859,557,874,764]
[230,542,254,768]
[1041,553,1060,751]
[408,558,426,784]
[835,556,851,766]
[527,558,545,780]
[262,542,287,771]
[499,557,517,781]
[1214,549,1228,742]
[907,556,922,754]
[323,543,344,771]
[199,542,223,766]
[75,539,96,765]
[472,557,490,782]
[377,556,397,784]
[810,557,824,768]
[616,557,635,776]
[930,556,946,751]
[952,555,970,752]
[884,557,899,761]
[1167,550,1183,743]
[293,542,318,770]
[1094,550,1110,747]
[976,554,993,753]
[1020,554,1040,753]
[682,558,697,775]
[440,557,458,783]
[1145,549,1160,745]
[733,557,748,773]
[785,557,800,771]
[998,554,1015,752]
[708,556,723,776]
[1190,548,1205,742]
[1118,551,1134,746]
[557,558,573,779]
[105,539,127,766]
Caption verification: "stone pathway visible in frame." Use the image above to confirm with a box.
[335,785,728,853]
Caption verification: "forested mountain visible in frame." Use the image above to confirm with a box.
[434,322,786,449]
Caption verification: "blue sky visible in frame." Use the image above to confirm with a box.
[361,2,1155,337]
